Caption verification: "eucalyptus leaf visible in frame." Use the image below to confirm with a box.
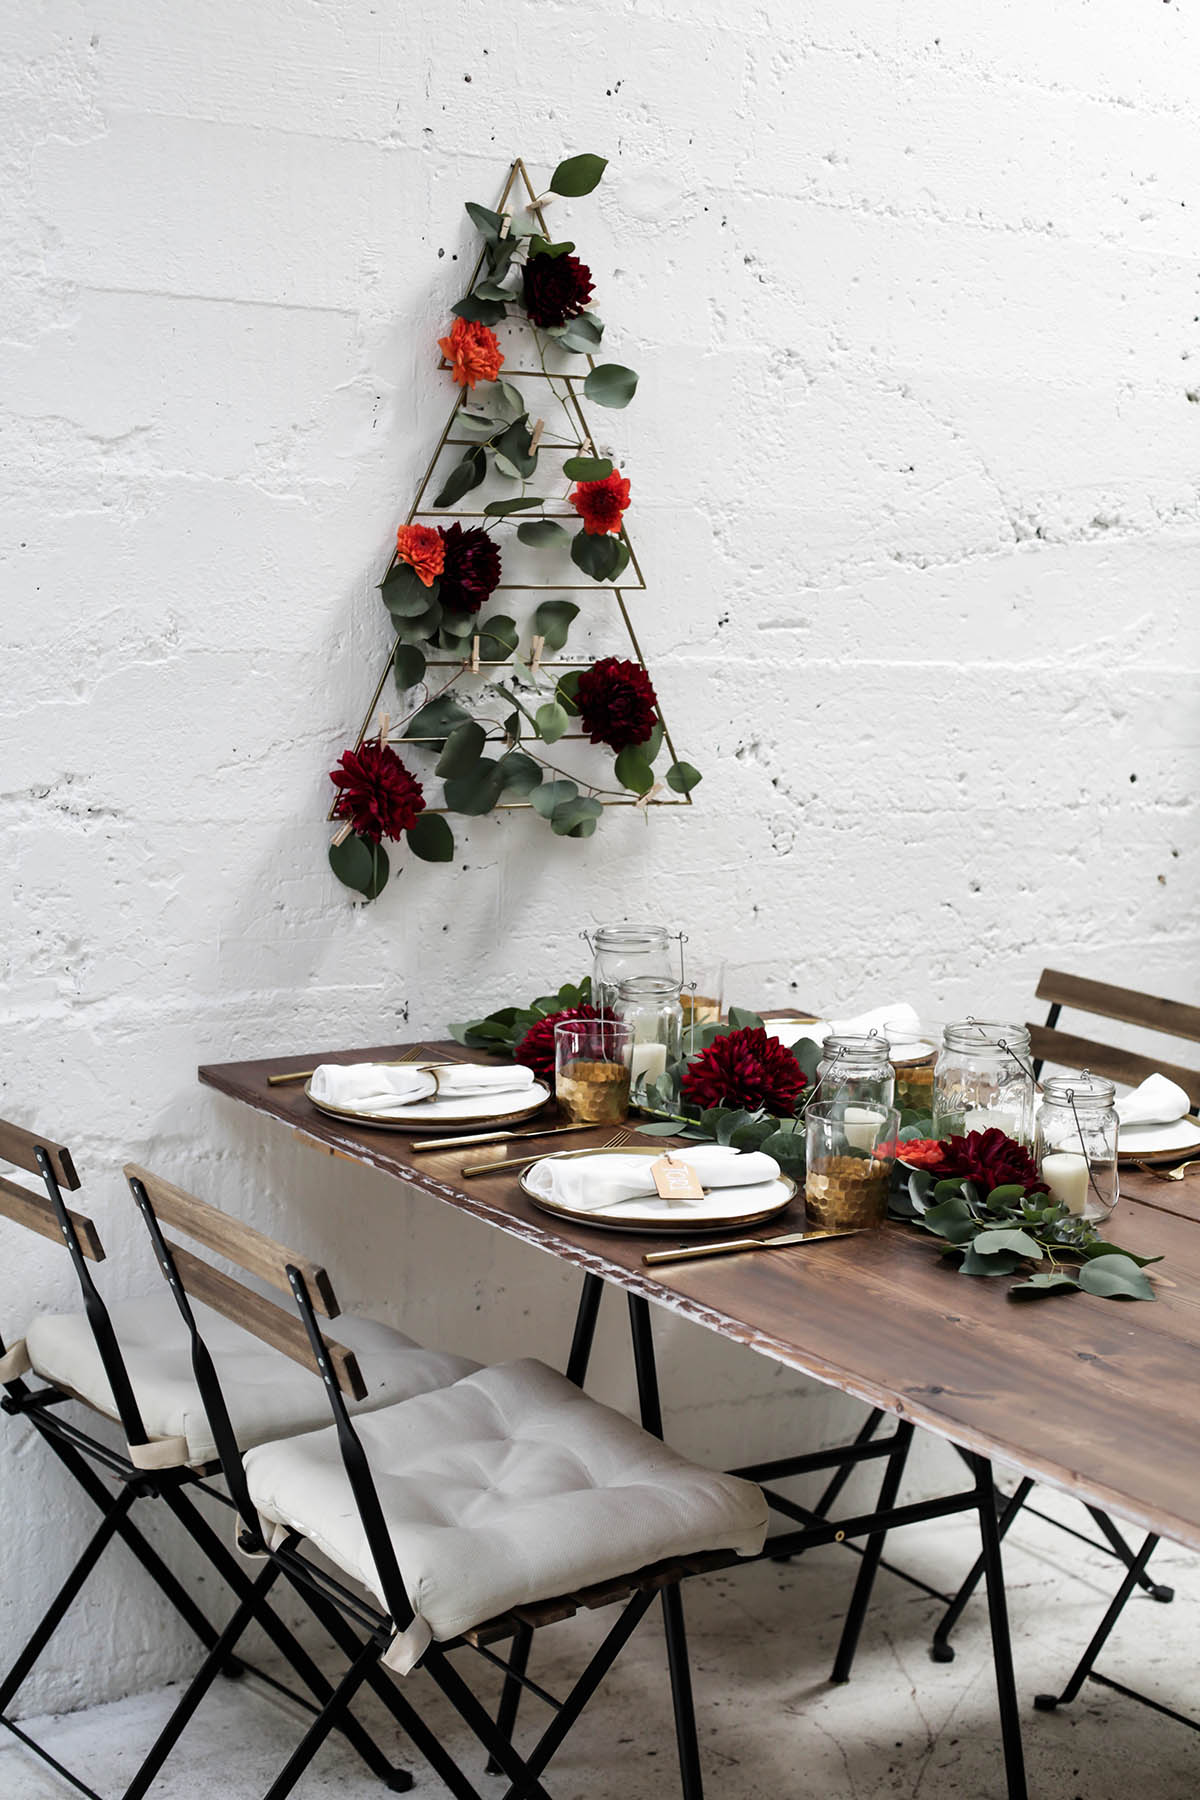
[532,598,579,651]
[549,153,608,197]
[329,833,389,901]
[497,750,543,797]
[530,779,578,818]
[1077,1254,1155,1301]
[527,236,576,260]
[455,412,500,441]
[405,813,454,863]
[435,719,487,779]
[559,312,605,353]
[393,598,442,642]
[958,1244,1026,1277]
[969,1228,1044,1261]
[562,454,614,482]
[465,201,503,241]
[614,746,654,795]
[921,1198,978,1245]
[433,447,486,508]
[404,694,472,750]
[666,761,702,794]
[555,667,583,707]
[452,292,507,326]
[535,701,569,744]
[1082,1240,1163,1269]
[477,614,519,658]
[583,363,638,409]
[493,452,522,480]
[518,519,568,547]
[1010,1272,1081,1298]
[494,416,537,478]
[643,721,665,764]
[473,280,513,302]
[380,564,437,617]
[483,495,545,517]
[570,528,629,583]
[393,642,427,690]
[726,1007,765,1030]
[443,757,506,816]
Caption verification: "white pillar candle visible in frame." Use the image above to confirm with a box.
[843,1105,885,1153]
[629,1041,668,1088]
[1040,1151,1090,1216]
[964,1106,1021,1137]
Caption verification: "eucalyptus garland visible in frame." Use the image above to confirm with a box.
[327,153,700,901]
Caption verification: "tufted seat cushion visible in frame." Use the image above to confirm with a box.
[244,1357,768,1667]
[25,1294,479,1467]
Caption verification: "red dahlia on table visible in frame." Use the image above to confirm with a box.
[681,1027,807,1115]
[570,469,631,536]
[575,656,658,752]
[438,522,501,614]
[910,1129,1047,1195]
[521,250,594,328]
[329,741,426,843]
[513,1005,602,1083]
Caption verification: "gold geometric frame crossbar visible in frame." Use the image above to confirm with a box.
[338,155,692,820]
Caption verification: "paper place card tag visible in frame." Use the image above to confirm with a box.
[651,1155,706,1201]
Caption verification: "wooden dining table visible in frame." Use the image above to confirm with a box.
[198,1035,1200,1800]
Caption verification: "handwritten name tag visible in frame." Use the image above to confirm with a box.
[651,1155,706,1201]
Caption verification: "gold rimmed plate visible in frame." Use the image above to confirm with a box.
[305,1069,552,1132]
[520,1146,797,1235]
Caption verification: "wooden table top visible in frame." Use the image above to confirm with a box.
[199,1039,1200,1555]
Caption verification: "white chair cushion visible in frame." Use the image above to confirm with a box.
[24,1293,479,1466]
[244,1357,768,1659]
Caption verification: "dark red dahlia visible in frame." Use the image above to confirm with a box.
[927,1129,1047,1195]
[513,1004,601,1083]
[522,251,594,329]
[438,522,501,614]
[681,1027,806,1115]
[575,656,658,752]
[329,741,425,843]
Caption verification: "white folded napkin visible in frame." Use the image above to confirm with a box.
[768,1002,923,1055]
[310,1060,535,1113]
[526,1145,781,1215]
[1116,1073,1192,1128]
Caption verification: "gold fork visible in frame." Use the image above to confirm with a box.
[462,1127,640,1178]
[1137,1157,1200,1183]
[268,1044,460,1087]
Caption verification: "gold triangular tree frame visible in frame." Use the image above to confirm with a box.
[331,156,694,863]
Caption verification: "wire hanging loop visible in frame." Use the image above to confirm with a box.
[1066,1082,1109,1210]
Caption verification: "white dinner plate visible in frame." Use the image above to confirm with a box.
[520,1148,797,1234]
[305,1069,552,1131]
[1117,1116,1200,1163]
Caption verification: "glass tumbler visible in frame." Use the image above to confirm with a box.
[804,1103,900,1231]
[1036,1074,1119,1224]
[554,1018,632,1125]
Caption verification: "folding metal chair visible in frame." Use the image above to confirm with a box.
[929,971,1200,1725]
[127,1162,769,1800]
[0,1119,473,1798]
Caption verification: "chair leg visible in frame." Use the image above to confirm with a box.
[969,1454,1028,1800]
[424,1647,556,1800]
[1035,1531,1160,1713]
[930,1476,1035,1663]
[661,1583,704,1800]
[261,1637,384,1800]
[0,1479,138,1714]
[830,1420,914,1684]
[485,1621,533,1774]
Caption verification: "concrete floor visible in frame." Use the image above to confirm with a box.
[6,1491,1200,1799]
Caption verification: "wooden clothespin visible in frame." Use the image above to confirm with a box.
[530,634,545,675]
[331,821,354,848]
[378,713,389,748]
[532,193,555,211]
[529,417,545,455]
[469,634,481,674]
[499,211,512,240]
[635,781,665,811]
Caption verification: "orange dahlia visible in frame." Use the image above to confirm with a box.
[437,316,505,389]
[395,523,445,588]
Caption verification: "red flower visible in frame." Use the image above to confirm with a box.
[395,523,445,588]
[514,1005,602,1083]
[681,1027,807,1115]
[330,741,425,844]
[575,656,658,752]
[438,316,504,389]
[570,469,631,536]
[438,523,501,614]
[888,1138,946,1169]
[924,1129,1047,1195]
[522,252,594,328]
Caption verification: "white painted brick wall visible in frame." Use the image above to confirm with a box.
[2,0,1198,1713]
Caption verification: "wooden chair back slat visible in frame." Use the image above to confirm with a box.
[0,1172,105,1262]
[1034,971,1200,1044]
[168,1244,365,1402]
[124,1164,339,1318]
[1028,1025,1200,1109]
[0,1119,80,1191]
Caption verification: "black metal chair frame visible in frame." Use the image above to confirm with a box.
[0,1138,410,1800]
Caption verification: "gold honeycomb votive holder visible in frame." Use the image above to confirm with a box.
[804,1102,900,1231]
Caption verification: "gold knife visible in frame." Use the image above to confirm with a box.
[643,1228,865,1267]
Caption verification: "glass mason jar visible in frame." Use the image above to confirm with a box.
[613,976,683,1105]
[1036,1074,1119,1224]
[590,925,675,1012]
[933,1022,1036,1147]
[816,1035,896,1115]
[883,1017,939,1116]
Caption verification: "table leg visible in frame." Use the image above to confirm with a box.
[566,1272,604,1388]
[968,1452,1028,1800]
[1034,1531,1160,1713]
